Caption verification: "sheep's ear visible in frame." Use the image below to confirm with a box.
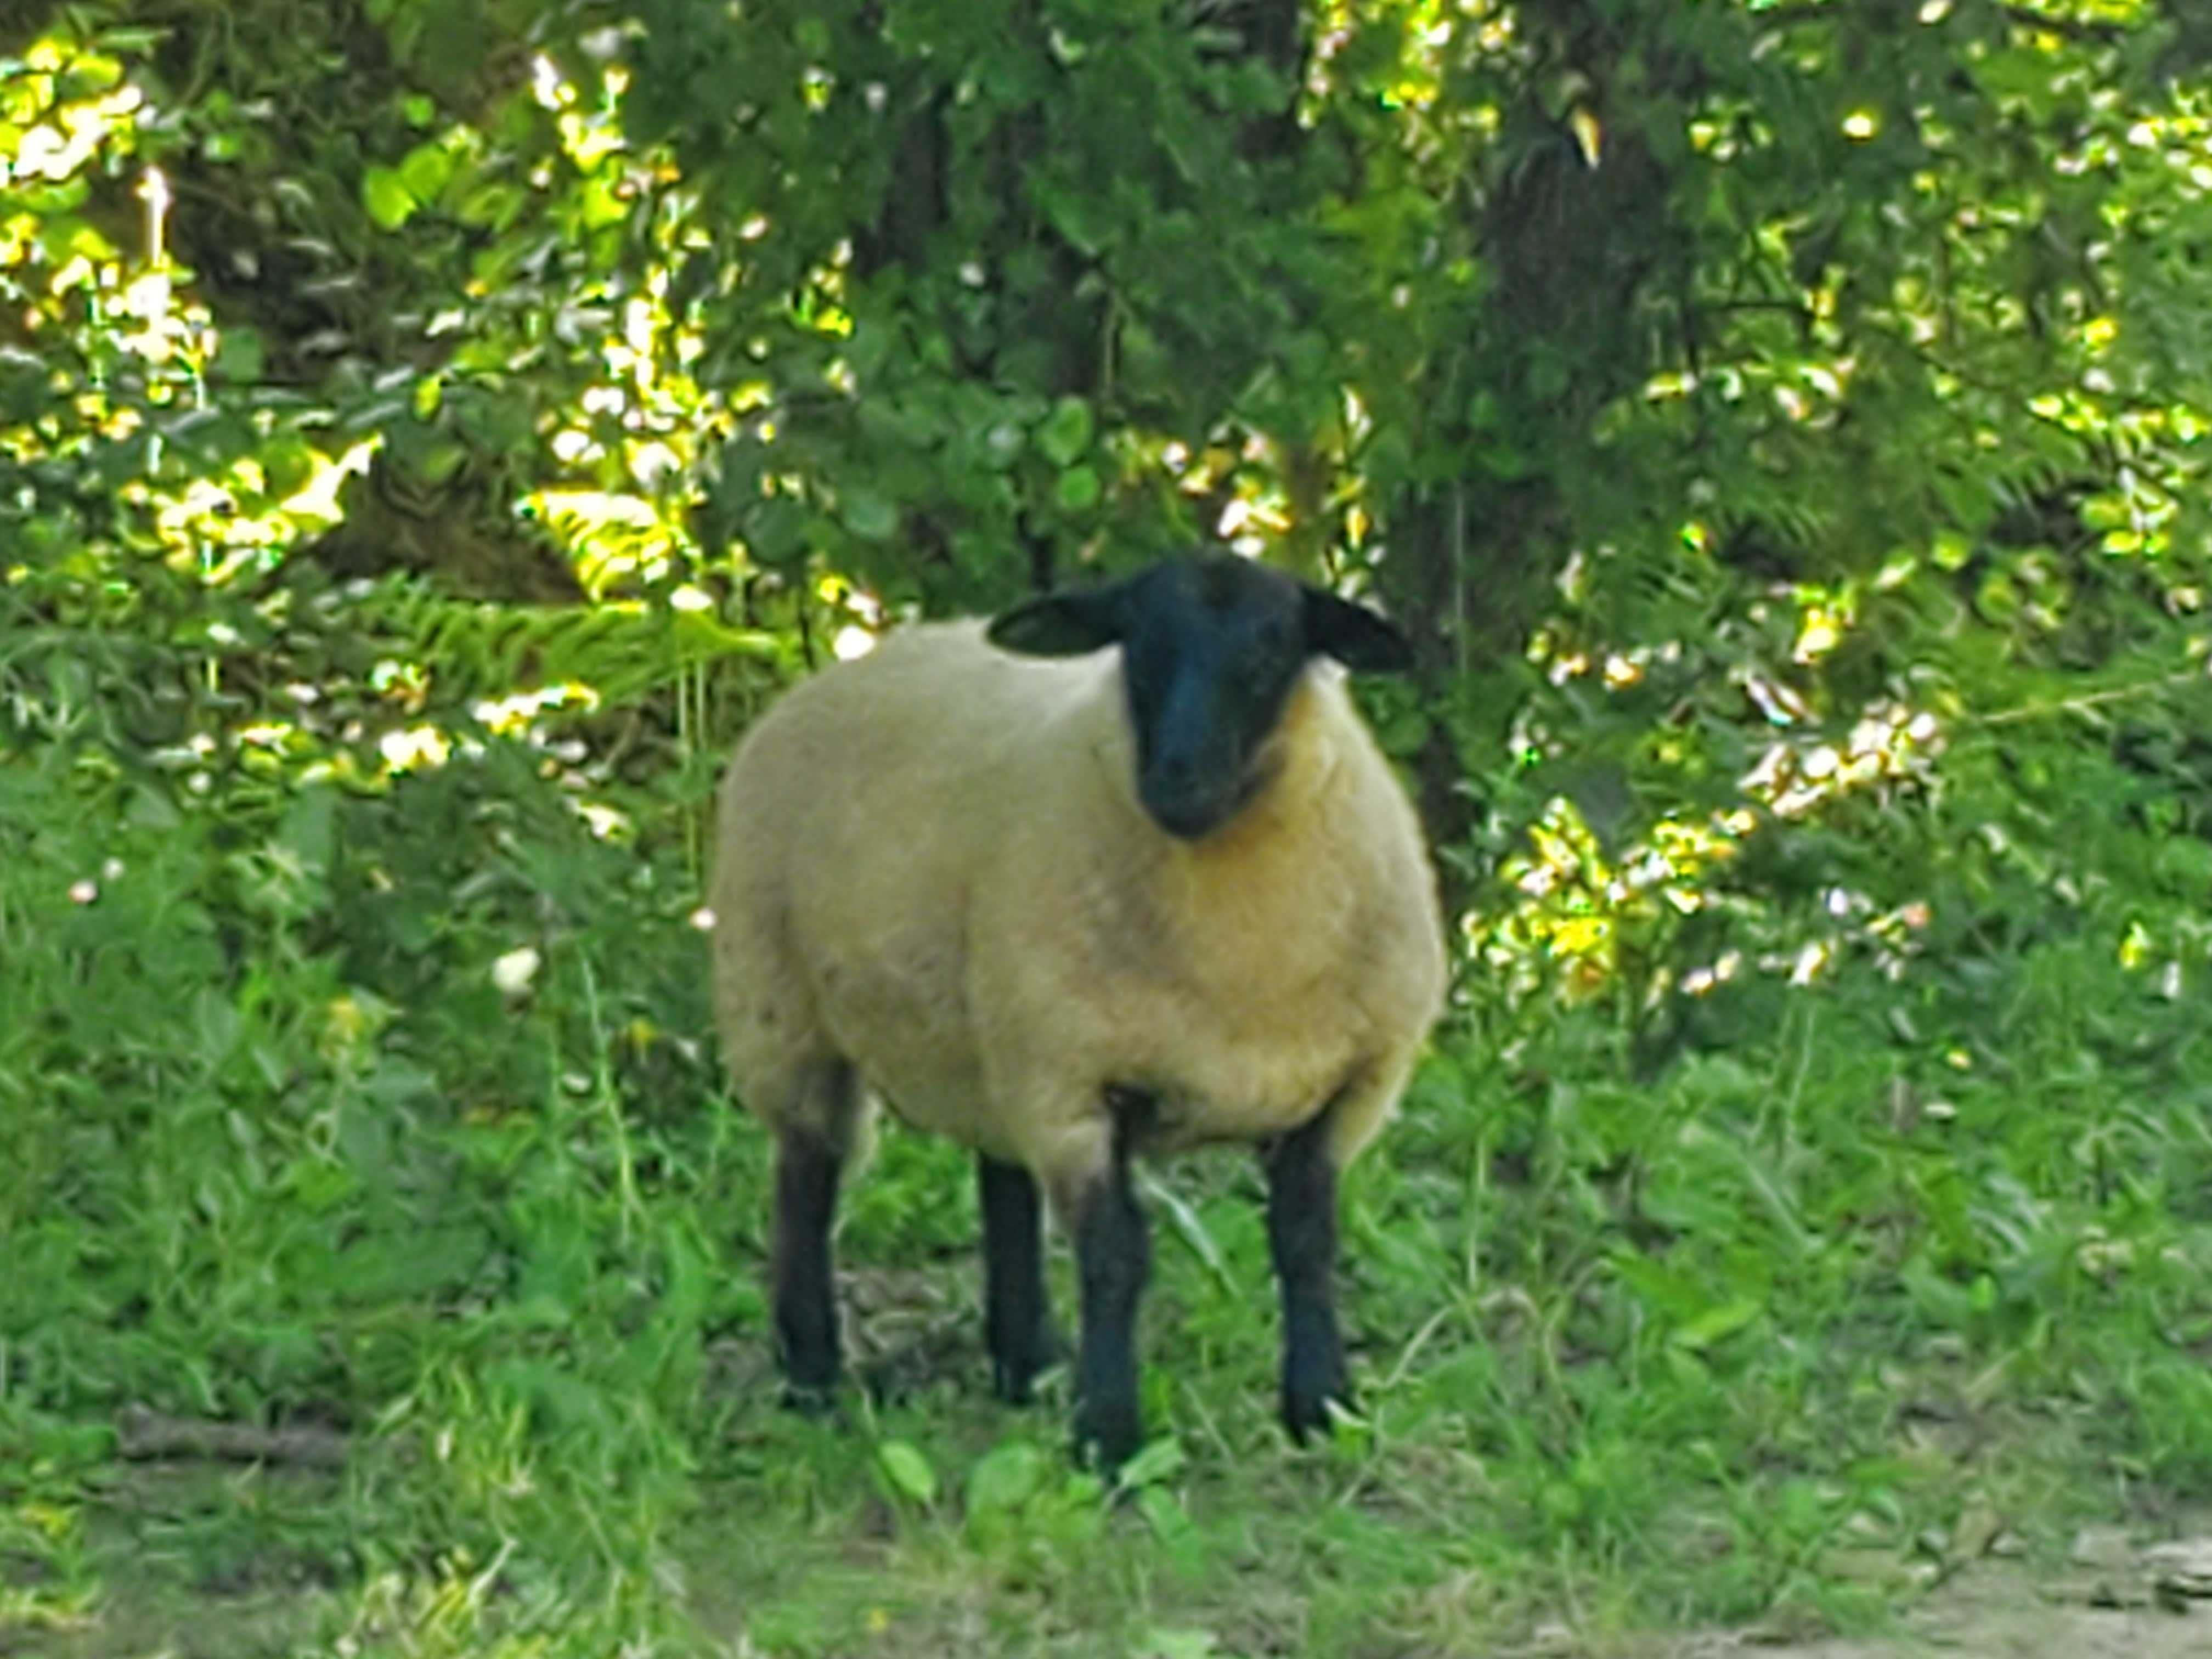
[988,583,1128,658]
[1303,586,1415,674]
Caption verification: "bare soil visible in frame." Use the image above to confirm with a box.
[1662,1541,2212,1659]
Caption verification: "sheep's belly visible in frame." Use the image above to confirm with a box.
[1093,975,1368,1156]
[811,934,1381,1163]
[1146,1046,1360,1154]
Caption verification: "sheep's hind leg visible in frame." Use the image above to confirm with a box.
[1262,1106,1350,1442]
[770,1060,860,1409]
[978,1155,1059,1403]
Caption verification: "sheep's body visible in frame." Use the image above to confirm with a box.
[710,556,1446,1465]
[710,619,1443,1203]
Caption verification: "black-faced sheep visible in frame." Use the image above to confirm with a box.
[710,552,1447,1468]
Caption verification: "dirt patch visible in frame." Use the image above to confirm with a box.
[1660,1540,2212,1659]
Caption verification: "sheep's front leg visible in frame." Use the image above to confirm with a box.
[1262,1107,1348,1441]
[978,1154,1058,1403]
[1046,1115,1150,1470]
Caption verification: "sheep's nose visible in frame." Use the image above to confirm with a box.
[1141,753,1233,840]
[1153,753,1201,792]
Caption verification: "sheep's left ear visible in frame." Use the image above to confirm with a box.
[988,582,1129,658]
[1303,586,1415,674]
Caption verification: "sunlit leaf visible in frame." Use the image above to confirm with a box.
[398,142,454,208]
[362,165,415,230]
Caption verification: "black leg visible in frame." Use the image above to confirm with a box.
[1263,1109,1348,1442]
[1070,1156,1149,1470]
[979,1155,1058,1403]
[772,1124,844,1404]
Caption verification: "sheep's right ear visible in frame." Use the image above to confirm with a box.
[1302,586,1416,674]
[987,583,1128,658]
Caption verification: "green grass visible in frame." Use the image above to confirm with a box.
[10,973,2212,1656]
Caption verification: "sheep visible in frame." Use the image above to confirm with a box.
[709,551,1447,1468]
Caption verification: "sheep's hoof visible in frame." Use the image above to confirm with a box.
[990,1363,1038,1406]
[780,1379,842,1419]
[1073,1398,1143,1474]
[1280,1381,1352,1444]
[990,1325,1064,1406]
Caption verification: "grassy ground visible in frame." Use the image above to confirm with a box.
[18,1369,2212,1659]
[10,594,2212,1657]
[10,970,2212,1657]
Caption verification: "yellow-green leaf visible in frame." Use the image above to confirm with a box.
[875,1440,938,1507]
[363,166,416,230]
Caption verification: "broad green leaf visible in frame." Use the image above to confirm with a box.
[1037,182,1114,256]
[1113,1436,1185,1492]
[1037,396,1094,466]
[842,487,900,542]
[398,141,454,208]
[875,1440,938,1507]
[362,165,416,230]
[964,1439,1046,1514]
[1054,465,1101,512]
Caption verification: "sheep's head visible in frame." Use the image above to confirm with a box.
[987,554,1413,841]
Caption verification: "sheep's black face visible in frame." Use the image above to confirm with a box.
[1114,561,1310,839]
[987,554,1414,842]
